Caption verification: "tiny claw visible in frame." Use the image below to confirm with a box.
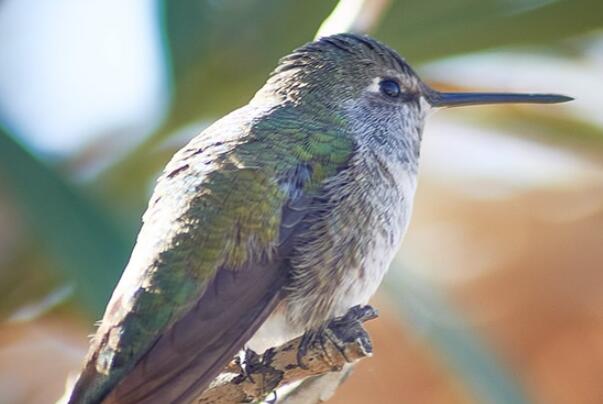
[265,389,278,404]
[238,348,261,383]
[343,305,378,323]
[296,331,314,370]
[262,347,276,365]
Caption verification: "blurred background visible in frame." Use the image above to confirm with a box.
[0,0,602,403]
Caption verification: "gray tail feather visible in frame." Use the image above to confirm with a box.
[103,264,286,403]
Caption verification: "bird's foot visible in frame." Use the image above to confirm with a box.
[297,305,378,369]
[323,305,378,364]
[297,328,322,369]
[265,389,278,404]
[233,347,281,400]
[235,347,261,383]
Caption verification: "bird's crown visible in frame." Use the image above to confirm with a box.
[257,33,422,105]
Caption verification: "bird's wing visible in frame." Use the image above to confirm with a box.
[67,105,355,404]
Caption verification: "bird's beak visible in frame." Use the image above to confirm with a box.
[424,87,573,108]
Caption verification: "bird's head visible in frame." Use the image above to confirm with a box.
[254,33,571,161]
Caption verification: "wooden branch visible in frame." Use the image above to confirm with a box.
[196,305,378,404]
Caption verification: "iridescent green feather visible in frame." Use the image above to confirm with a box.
[74,103,355,403]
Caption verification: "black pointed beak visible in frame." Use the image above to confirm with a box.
[425,89,573,108]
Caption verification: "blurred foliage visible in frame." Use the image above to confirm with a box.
[0,1,602,402]
[471,108,603,151]
[386,269,529,404]
[164,0,338,130]
[0,126,131,315]
[377,0,603,61]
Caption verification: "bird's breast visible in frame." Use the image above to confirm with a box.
[282,149,418,332]
[333,156,416,314]
[247,152,417,353]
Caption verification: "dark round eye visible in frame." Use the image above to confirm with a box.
[379,79,401,98]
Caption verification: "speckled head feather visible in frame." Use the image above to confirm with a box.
[276,34,415,75]
[257,33,422,105]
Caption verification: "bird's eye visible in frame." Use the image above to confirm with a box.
[379,79,401,98]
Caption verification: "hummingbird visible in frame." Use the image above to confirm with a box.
[67,33,571,404]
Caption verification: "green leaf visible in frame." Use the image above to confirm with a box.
[377,0,603,63]
[162,0,338,132]
[455,107,603,148]
[0,125,131,316]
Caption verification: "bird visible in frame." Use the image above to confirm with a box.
[66,33,571,404]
